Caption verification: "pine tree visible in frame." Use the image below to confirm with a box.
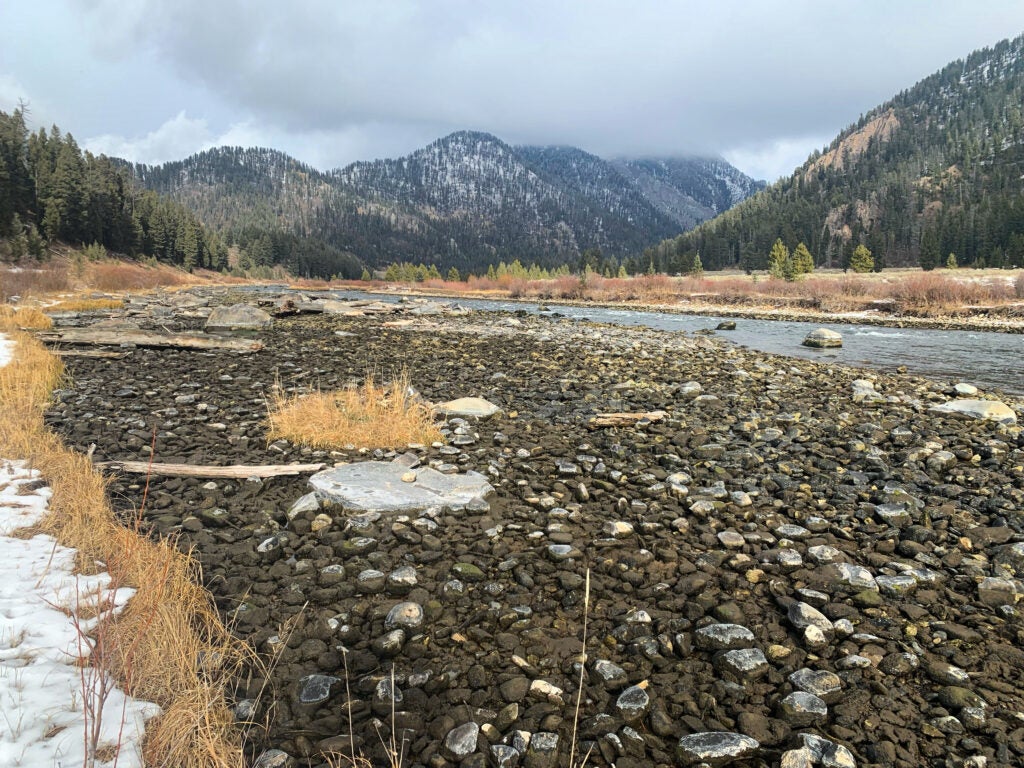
[768,238,789,279]
[919,227,940,271]
[792,242,814,275]
[945,252,958,269]
[446,266,461,282]
[361,268,372,281]
[850,244,874,273]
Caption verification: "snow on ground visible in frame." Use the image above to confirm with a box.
[0,332,13,367]
[0,334,160,768]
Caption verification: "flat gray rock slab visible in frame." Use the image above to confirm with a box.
[310,461,493,514]
[929,399,1016,425]
[205,303,272,331]
[434,397,503,419]
[203,303,272,331]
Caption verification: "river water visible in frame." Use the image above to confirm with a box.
[246,287,1024,396]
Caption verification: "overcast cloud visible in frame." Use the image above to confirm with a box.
[2,1,1024,181]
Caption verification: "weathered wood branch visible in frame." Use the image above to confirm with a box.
[587,410,668,428]
[95,461,326,478]
[37,328,262,352]
[52,349,127,359]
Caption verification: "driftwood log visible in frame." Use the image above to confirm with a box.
[52,349,127,359]
[588,410,668,428]
[95,460,326,478]
[38,328,262,352]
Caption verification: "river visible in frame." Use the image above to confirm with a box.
[245,287,1024,396]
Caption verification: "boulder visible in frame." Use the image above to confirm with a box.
[204,303,272,331]
[309,461,494,514]
[802,328,842,348]
[434,397,503,419]
[928,399,1017,425]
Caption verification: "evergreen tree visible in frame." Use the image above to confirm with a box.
[850,244,874,273]
[767,238,789,279]
[446,266,461,282]
[361,267,372,281]
[945,252,958,269]
[792,242,814,275]
[919,227,940,271]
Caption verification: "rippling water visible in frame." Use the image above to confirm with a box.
[301,289,1024,396]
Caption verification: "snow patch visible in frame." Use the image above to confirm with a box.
[0,460,160,768]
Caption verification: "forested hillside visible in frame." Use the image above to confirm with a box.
[128,131,763,274]
[0,108,227,270]
[651,33,1024,273]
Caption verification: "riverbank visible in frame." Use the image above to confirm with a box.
[341,283,1024,335]
[44,290,1024,768]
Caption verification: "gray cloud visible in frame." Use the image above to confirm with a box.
[5,1,1024,179]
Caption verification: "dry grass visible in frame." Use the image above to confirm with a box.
[0,305,54,330]
[47,298,125,312]
[267,372,442,450]
[88,261,193,292]
[0,329,249,768]
[0,262,71,301]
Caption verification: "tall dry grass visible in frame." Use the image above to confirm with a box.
[0,305,54,330]
[47,297,125,312]
[267,373,442,450]
[88,261,192,292]
[0,326,248,768]
[0,262,71,300]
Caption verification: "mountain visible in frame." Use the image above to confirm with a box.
[653,33,1024,273]
[126,132,763,273]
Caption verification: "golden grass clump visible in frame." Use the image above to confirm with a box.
[47,297,125,312]
[0,304,54,330]
[267,373,442,450]
[0,329,248,768]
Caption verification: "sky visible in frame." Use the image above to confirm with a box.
[2,1,1024,183]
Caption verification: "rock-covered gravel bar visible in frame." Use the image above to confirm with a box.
[44,288,1024,768]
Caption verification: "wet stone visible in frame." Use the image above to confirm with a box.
[386,565,418,593]
[876,574,918,597]
[384,601,424,630]
[826,562,878,592]
[444,722,480,760]
[676,732,760,767]
[694,623,756,651]
[715,648,770,680]
[788,668,843,703]
[615,684,651,724]
[800,733,857,768]
[357,569,387,593]
[592,659,629,690]
[938,686,987,711]
[788,601,834,637]
[778,691,827,726]
[491,744,520,768]
[296,674,340,705]
[252,750,295,768]
[371,629,406,657]
[524,732,559,768]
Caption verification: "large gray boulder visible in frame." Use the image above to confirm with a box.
[205,303,272,331]
[928,398,1016,425]
[802,328,842,348]
[309,461,493,514]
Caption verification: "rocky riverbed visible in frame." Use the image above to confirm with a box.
[42,289,1024,768]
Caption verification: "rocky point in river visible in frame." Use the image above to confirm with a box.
[41,287,1024,768]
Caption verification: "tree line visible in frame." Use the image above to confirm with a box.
[0,107,228,270]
